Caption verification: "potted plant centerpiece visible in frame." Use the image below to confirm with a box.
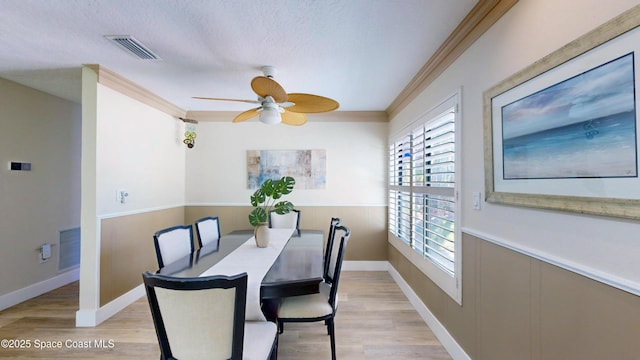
[249,176,296,247]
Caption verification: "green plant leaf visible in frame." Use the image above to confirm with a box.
[250,189,265,207]
[248,207,267,227]
[261,179,275,197]
[273,201,294,214]
[279,176,295,194]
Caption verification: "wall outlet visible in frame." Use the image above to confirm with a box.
[117,189,129,204]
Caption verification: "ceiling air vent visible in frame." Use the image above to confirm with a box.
[105,35,161,60]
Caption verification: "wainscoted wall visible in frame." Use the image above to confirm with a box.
[388,232,640,360]
[99,205,386,306]
[99,207,184,306]
[185,205,388,261]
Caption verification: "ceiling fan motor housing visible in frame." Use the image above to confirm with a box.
[262,65,276,78]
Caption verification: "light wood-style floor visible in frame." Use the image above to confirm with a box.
[0,271,451,359]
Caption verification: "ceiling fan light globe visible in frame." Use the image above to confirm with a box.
[259,107,281,124]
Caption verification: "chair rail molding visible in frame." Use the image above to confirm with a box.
[461,227,640,297]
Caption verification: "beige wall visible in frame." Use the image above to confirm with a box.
[0,77,81,298]
[389,233,640,359]
[97,204,387,305]
[185,205,388,261]
[100,207,184,305]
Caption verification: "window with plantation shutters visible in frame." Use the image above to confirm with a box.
[389,134,411,245]
[388,93,461,303]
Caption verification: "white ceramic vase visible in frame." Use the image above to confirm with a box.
[254,223,270,248]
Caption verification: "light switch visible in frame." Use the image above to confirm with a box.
[40,243,52,263]
[472,192,481,210]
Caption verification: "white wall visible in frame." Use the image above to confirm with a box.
[96,85,186,216]
[186,118,387,207]
[390,0,640,293]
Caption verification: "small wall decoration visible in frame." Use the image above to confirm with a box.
[179,117,198,149]
[247,150,326,189]
[483,6,640,220]
[183,123,196,148]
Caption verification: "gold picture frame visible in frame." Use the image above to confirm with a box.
[483,5,640,220]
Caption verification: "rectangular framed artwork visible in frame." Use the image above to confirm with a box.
[247,149,326,189]
[483,6,640,220]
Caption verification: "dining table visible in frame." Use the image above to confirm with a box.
[156,228,325,322]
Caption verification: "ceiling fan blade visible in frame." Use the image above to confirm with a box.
[193,96,260,104]
[280,109,307,126]
[251,76,288,103]
[285,93,340,113]
[233,108,260,123]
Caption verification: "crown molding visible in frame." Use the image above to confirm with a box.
[386,0,518,119]
[84,64,186,118]
[185,110,388,123]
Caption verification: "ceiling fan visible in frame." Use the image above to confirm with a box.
[194,66,339,126]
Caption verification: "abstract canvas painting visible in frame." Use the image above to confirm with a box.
[247,150,326,189]
[501,52,637,180]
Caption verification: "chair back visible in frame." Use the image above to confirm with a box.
[269,209,301,230]
[326,225,350,309]
[142,272,248,360]
[323,217,341,282]
[153,225,194,269]
[195,216,221,249]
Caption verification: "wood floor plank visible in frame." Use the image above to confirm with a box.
[0,271,451,359]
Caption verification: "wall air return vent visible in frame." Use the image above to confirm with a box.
[105,35,161,60]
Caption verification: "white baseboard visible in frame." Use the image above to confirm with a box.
[342,260,389,271]
[75,284,145,327]
[0,268,80,311]
[387,264,471,360]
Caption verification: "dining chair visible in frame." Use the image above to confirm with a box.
[276,225,350,360]
[317,217,341,298]
[268,209,300,230]
[153,225,195,269]
[142,272,278,360]
[323,217,342,284]
[194,216,221,249]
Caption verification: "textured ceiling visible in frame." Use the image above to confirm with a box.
[0,0,478,112]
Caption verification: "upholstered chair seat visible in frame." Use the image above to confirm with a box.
[278,292,333,319]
